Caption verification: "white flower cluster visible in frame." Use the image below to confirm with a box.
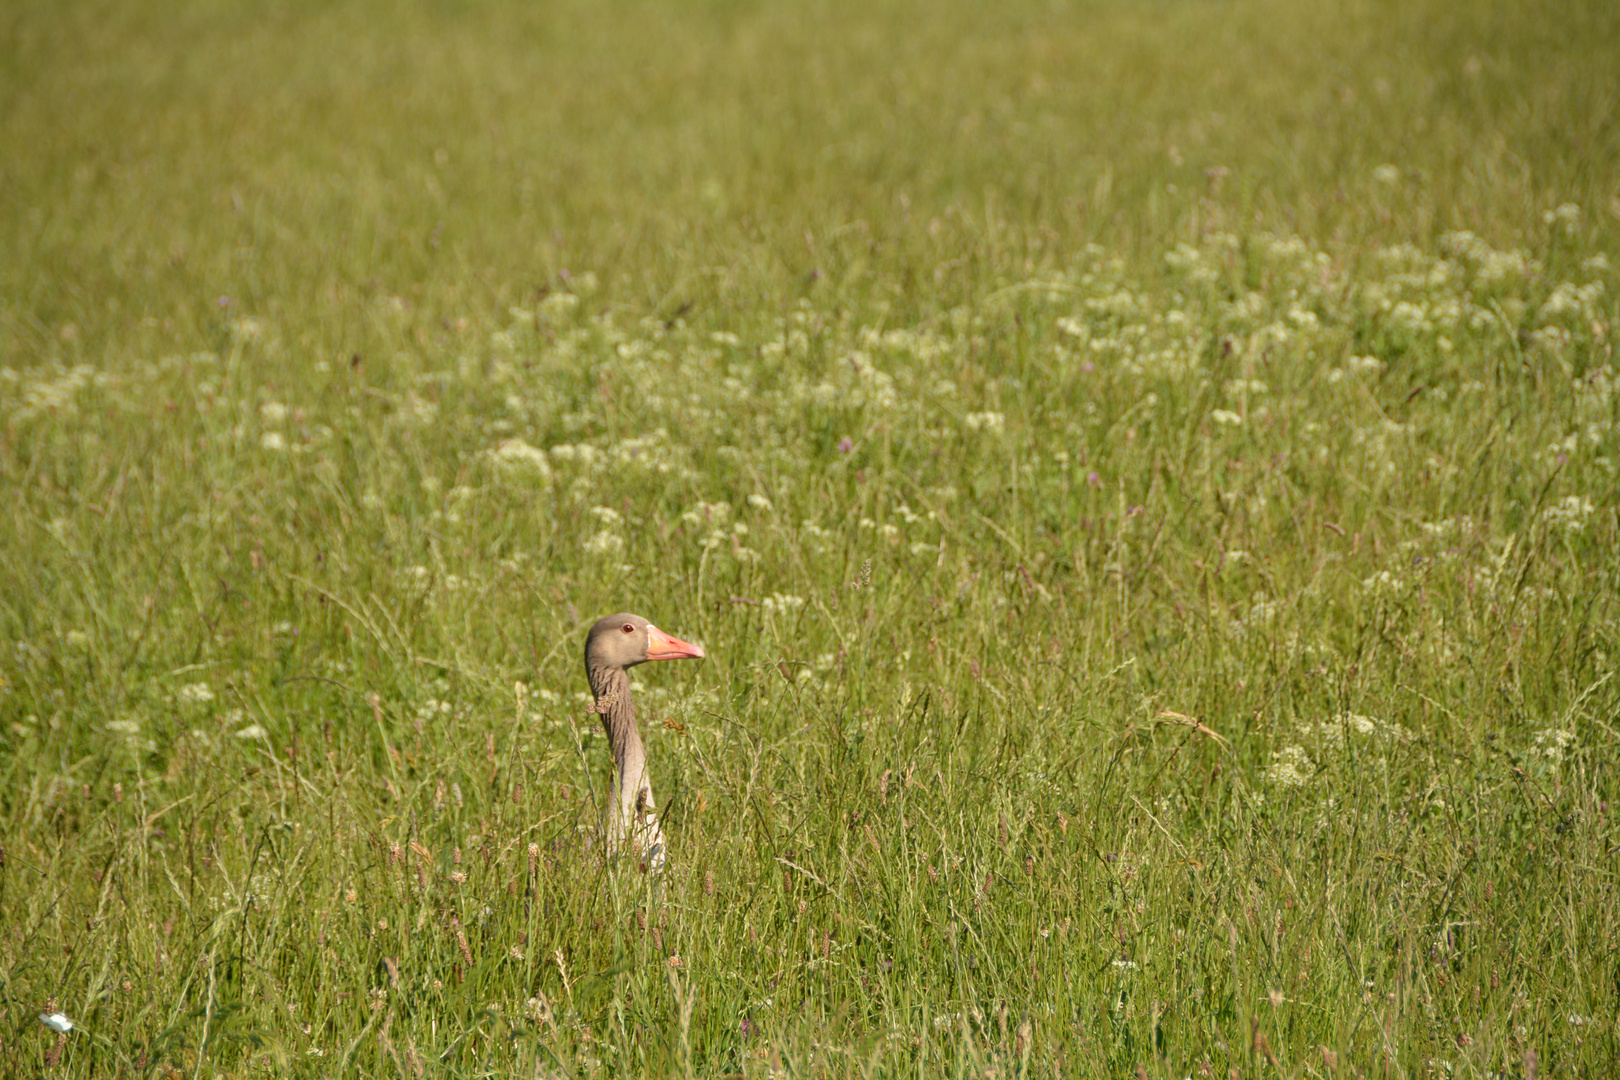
[483,438,553,479]
[1541,495,1596,531]
[1261,714,1413,791]
[963,411,1005,431]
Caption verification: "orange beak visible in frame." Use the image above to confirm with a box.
[645,624,705,661]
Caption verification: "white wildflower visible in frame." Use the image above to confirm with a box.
[1532,728,1576,761]
[1541,495,1594,531]
[685,501,730,524]
[176,683,215,705]
[486,438,552,478]
[415,699,452,722]
[548,443,598,467]
[1237,599,1279,628]
[1362,569,1404,593]
[1543,203,1581,230]
[1387,300,1429,333]
[1338,713,1378,737]
[963,411,1006,431]
[1538,281,1604,323]
[1263,745,1314,788]
[539,292,580,319]
[584,531,625,555]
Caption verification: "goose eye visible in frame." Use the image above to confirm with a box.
[621,623,635,634]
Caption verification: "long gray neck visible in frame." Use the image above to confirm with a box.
[587,664,656,845]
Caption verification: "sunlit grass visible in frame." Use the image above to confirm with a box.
[2,0,1618,1076]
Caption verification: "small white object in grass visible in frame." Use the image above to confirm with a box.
[1209,409,1243,427]
[40,1012,74,1033]
[1361,569,1404,593]
[176,682,215,705]
[1340,713,1378,737]
[583,530,625,555]
[1372,164,1399,185]
[1531,727,1576,760]
[1543,202,1581,229]
[1262,745,1314,788]
[963,411,1005,431]
[486,438,552,476]
[234,724,269,740]
[1541,495,1595,530]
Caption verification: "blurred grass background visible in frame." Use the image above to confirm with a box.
[5,0,1616,362]
[2,0,1618,1076]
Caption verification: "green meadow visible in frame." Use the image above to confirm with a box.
[3,0,1619,1075]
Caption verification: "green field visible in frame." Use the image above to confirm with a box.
[3,0,1619,1075]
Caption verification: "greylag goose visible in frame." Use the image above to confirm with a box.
[584,612,705,872]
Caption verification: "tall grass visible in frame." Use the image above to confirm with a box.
[2,0,1617,1076]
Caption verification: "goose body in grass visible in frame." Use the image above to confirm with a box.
[583,612,705,873]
